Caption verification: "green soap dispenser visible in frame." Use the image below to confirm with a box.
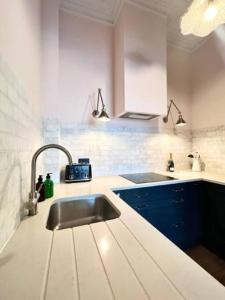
[44,173,54,198]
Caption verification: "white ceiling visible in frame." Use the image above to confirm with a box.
[61,0,207,52]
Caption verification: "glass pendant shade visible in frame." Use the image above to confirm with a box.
[181,0,225,37]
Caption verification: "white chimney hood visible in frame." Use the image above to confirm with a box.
[114,3,167,120]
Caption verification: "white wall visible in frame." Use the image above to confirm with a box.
[42,10,192,181]
[57,10,190,127]
[191,27,225,174]
[0,0,43,250]
[41,6,225,180]
[0,0,42,113]
[166,46,191,129]
[191,28,225,129]
[58,11,114,123]
[41,0,60,118]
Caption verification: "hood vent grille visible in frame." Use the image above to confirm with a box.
[119,112,159,120]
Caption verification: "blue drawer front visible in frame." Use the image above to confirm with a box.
[114,181,203,250]
[115,183,191,208]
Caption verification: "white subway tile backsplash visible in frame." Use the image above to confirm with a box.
[192,126,225,174]
[43,119,192,182]
[0,73,7,95]
[0,55,42,251]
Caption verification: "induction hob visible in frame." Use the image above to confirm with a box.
[120,172,175,184]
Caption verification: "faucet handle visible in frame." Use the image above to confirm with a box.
[26,191,40,216]
[25,200,34,210]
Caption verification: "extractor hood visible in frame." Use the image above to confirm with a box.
[114,3,167,120]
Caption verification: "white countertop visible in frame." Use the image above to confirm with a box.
[1,171,225,300]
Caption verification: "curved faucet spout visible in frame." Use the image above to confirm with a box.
[28,144,73,216]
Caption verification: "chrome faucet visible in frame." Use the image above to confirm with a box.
[27,144,73,216]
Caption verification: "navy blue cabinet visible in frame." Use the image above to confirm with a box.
[202,181,225,259]
[115,180,225,258]
[114,181,203,250]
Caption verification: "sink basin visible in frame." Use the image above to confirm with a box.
[46,194,121,231]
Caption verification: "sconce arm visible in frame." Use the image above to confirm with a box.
[164,99,182,122]
[96,88,105,112]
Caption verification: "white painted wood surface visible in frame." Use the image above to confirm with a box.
[44,229,79,300]
[1,172,225,300]
[73,225,113,300]
[107,219,184,299]
[0,206,52,300]
[91,222,148,300]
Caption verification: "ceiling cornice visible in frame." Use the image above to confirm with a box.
[60,0,206,52]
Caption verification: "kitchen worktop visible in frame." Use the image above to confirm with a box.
[1,171,225,300]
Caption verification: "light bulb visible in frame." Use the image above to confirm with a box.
[98,116,110,122]
[204,3,218,21]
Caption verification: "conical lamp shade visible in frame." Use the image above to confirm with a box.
[176,114,187,127]
[181,0,225,37]
[98,109,110,122]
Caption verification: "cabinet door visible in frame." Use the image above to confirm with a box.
[140,182,203,250]
[139,204,187,248]
[115,181,203,250]
[183,181,203,249]
[202,182,225,259]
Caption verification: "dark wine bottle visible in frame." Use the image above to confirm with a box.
[167,153,175,172]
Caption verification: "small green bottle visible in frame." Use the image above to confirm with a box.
[44,173,54,198]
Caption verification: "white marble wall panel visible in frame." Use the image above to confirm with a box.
[192,126,225,174]
[43,119,192,182]
[0,56,42,250]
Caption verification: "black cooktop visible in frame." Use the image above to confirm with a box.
[120,172,175,184]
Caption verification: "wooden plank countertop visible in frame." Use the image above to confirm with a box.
[1,171,225,300]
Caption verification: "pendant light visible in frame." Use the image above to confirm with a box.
[92,88,110,122]
[163,100,187,127]
[181,0,225,37]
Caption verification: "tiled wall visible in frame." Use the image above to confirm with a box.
[0,56,42,250]
[43,119,192,182]
[192,126,225,174]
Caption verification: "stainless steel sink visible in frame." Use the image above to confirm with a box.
[46,194,121,231]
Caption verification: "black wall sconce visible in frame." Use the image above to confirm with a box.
[92,88,110,122]
[163,99,187,127]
